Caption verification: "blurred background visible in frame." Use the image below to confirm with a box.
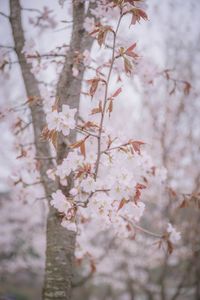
[0,0,200,299]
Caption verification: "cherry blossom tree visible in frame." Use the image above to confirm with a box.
[1,0,199,300]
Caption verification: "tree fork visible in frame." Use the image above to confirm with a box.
[10,0,94,299]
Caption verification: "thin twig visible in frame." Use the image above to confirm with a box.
[0,11,10,19]
[35,156,56,160]
[21,7,41,14]
[0,45,14,49]
[94,12,123,178]
[123,217,162,238]
[76,126,99,139]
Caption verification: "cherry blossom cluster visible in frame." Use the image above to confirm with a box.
[46,104,77,136]
[44,0,181,254]
[1,0,182,269]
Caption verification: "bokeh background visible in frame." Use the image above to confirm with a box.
[0,1,200,299]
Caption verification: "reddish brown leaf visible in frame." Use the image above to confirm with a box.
[90,260,96,273]
[25,95,41,106]
[107,100,113,117]
[16,149,27,159]
[90,101,102,115]
[129,140,145,155]
[80,141,86,158]
[87,78,100,98]
[167,240,174,255]
[124,57,133,75]
[129,8,148,26]
[183,81,191,95]
[134,183,146,203]
[81,121,99,129]
[41,126,57,149]
[125,43,139,59]
[97,25,113,47]
[89,28,100,36]
[168,187,177,198]
[179,199,188,209]
[91,107,102,115]
[70,139,85,149]
[111,87,122,98]
[52,97,59,111]
[50,130,58,148]
[70,136,89,158]
[117,198,127,211]
[126,51,139,59]
[126,43,137,52]
[137,8,148,20]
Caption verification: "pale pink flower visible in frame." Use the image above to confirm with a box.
[70,188,78,196]
[56,151,84,179]
[61,219,77,231]
[80,176,96,193]
[50,190,71,214]
[56,159,71,179]
[46,168,56,181]
[60,178,68,186]
[120,202,145,222]
[167,223,181,244]
[46,111,61,131]
[46,105,77,136]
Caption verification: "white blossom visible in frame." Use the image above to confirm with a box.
[50,190,71,214]
[120,201,145,222]
[80,176,96,193]
[61,219,77,231]
[70,188,78,196]
[46,105,77,136]
[167,223,181,244]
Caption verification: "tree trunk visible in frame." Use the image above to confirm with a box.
[10,0,94,299]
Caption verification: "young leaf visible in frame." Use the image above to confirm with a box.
[183,81,191,95]
[117,198,127,211]
[124,57,133,75]
[129,8,148,26]
[87,78,100,98]
[129,140,145,154]
[107,100,113,117]
[91,106,102,115]
[70,139,85,149]
[134,183,146,203]
[111,87,122,98]
[97,26,113,47]
[80,141,86,158]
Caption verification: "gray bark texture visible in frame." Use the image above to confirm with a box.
[9,0,94,299]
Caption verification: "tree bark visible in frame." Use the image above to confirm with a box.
[10,0,94,299]
[56,0,94,161]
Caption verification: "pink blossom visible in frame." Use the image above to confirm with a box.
[46,168,56,181]
[61,219,77,231]
[167,223,181,244]
[80,176,96,193]
[50,190,71,214]
[46,105,77,136]
[70,188,78,196]
[120,201,145,222]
